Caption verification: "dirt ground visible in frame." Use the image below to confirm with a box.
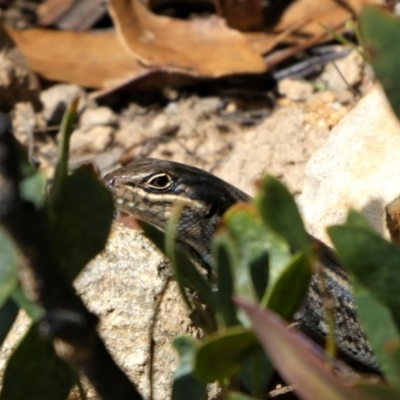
[8,48,372,201]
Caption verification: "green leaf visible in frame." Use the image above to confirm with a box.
[256,176,311,257]
[47,166,114,281]
[213,231,240,327]
[237,299,379,400]
[221,205,269,301]
[0,227,19,307]
[0,298,19,346]
[172,336,206,400]
[141,220,215,311]
[328,222,400,330]
[0,325,75,400]
[11,285,43,321]
[139,221,166,253]
[264,252,311,320]
[346,210,374,231]
[195,327,258,383]
[351,279,400,388]
[238,347,272,398]
[176,250,215,311]
[19,171,46,210]
[360,7,400,120]
[49,98,79,205]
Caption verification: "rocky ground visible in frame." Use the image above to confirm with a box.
[8,49,367,197]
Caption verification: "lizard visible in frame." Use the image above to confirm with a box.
[103,157,379,371]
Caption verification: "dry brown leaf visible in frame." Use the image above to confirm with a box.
[108,0,267,76]
[4,27,146,88]
[273,0,382,37]
[244,0,382,62]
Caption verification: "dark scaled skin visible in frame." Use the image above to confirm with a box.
[104,157,379,371]
[104,158,250,265]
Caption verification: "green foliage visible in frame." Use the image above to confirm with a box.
[360,7,400,120]
[194,327,258,383]
[0,326,75,400]
[146,176,314,398]
[47,165,114,281]
[329,214,400,389]
[0,299,19,346]
[0,101,114,399]
[172,336,206,400]
[156,97,400,399]
[0,228,19,308]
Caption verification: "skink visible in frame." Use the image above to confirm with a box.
[104,157,378,371]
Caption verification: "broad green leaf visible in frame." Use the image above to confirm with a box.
[264,252,311,320]
[360,7,400,120]
[195,327,258,383]
[346,210,374,231]
[0,298,19,346]
[11,284,43,321]
[19,171,46,209]
[49,98,79,205]
[140,221,215,320]
[213,231,240,327]
[176,250,215,311]
[139,221,166,253]
[0,325,75,400]
[256,176,311,257]
[222,205,269,301]
[351,279,400,388]
[47,166,114,281]
[172,336,206,400]
[238,347,272,398]
[328,222,400,330]
[237,298,377,400]
[0,227,19,307]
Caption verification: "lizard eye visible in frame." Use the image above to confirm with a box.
[146,173,172,189]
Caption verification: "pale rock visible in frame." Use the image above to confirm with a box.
[299,84,400,244]
[1,223,204,400]
[215,106,330,196]
[40,84,89,124]
[320,50,364,93]
[70,125,113,155]
[79,107,117,128]
[74,223,195,400]
[278,78,314,102]
[10,101,37,141]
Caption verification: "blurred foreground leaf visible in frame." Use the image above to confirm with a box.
[0,325,75,400]
[264,252,311,320]
[361,7,400,120]
[47,165,114,281]
[0,227,19,308]
[195,327,258,383]
[256,176,311,257]
[172,336,206,400]
[329,213,400,387]
[237,298,395,400]
[0,299,19,346]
